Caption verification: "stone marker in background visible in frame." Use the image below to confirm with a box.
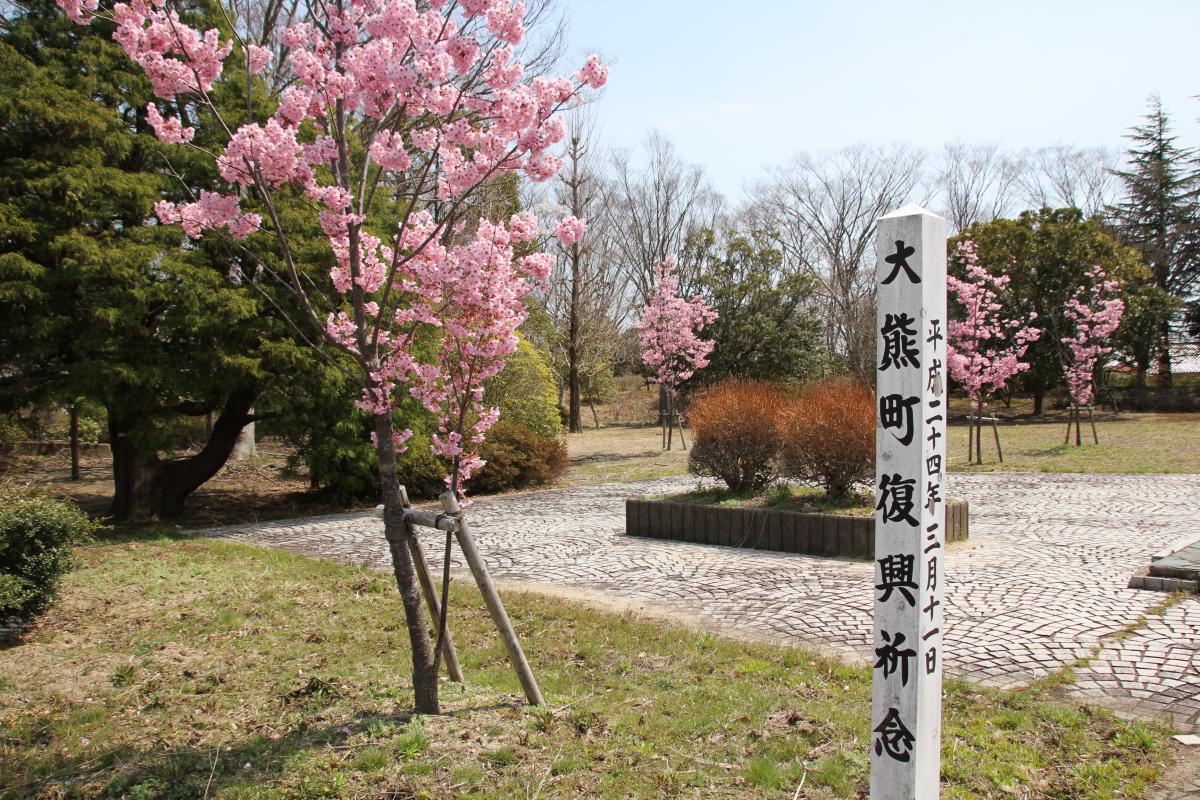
[231,417,256,461]
[871,204,947,799]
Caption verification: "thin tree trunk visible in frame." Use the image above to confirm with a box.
[567,241,582,434]
[69,403,80,481]
[1157,319,1173,387]
[567,353,581,434]
[373,412,440,715]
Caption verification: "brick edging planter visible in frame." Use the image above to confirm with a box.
[624,497,969,559]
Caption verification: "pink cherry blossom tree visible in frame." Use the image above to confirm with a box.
[1060,266,1124,444]
[635,257,716,449]
[947,238,1040,463]
[57,0,607,713]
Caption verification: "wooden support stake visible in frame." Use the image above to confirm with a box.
[1088,406,1099,444]
[440,491,544,706]
[991,417,1003,463]
[397,488,464,685]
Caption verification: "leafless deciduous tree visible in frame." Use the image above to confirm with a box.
[752,144,926,382]
[935,141,1024,233]
[1018,145,1121,219]
[605,131,724,301]
[536,110,630,432]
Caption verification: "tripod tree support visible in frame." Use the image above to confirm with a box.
[439,491,545,706]
[1064,406,1099,446]
[966,414,1003,465]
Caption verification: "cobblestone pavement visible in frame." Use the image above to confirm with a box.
[201,472,1200,734]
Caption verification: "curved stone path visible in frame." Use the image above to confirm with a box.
[200,472,1200,734]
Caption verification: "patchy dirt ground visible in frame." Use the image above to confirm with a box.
[4,445,361,528]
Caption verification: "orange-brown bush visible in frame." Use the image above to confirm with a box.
[777,377,875,498]
[687,379,789,493]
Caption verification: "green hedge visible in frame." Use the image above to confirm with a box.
[0,487,96,625]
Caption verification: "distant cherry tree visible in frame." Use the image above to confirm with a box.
[948,238,1041,410]
[947,238,1040,462]
[636,257,716,449]
[1061,266,1125,409]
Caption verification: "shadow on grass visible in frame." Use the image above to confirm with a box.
[6,694,538,800]
[569,449,669,465]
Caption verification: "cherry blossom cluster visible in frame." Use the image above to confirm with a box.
[56,0,606,490]
[330,210,553,487]
[1061,266,1125,407]
[635,258,717,398]
[946,239,1040,413]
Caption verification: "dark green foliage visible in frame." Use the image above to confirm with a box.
[0,487,96,624]
[0,1,339,519]
[468,421,567,495]
[483,337,562,438]
[691,230,825,385]
[1186,300,1200,340]
[952,209,1146,413]
[1108,97,1200,384]
[276,356,444,503]
[1112,284,1180,385]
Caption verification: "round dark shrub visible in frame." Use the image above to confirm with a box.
[0,487,96,626]
[687,379,788,494]
[469,421,568,495]
[777,377,874,498]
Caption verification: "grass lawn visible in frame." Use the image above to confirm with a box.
[0,535,1176,799]
[566,425,690,485]
[947,411,1200,473]
[566,411,1200,486]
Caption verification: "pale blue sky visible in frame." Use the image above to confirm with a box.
[558,0,1200,200]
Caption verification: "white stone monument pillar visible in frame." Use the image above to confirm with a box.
[871,204,947,800]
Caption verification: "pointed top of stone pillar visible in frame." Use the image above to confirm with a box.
[879,203,945,221]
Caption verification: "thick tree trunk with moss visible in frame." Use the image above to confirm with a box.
[373,411,441,715]
[107,385,257,521]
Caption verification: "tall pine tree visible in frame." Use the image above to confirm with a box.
[0,0,332,520]
[1108,96,1200,386]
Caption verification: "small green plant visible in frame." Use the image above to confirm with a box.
[0,486,96,625]
[394,721,429,760]
[483,746,519,768]
[483,336,563,438]
[110,663,136,687]
[351,746,389,772]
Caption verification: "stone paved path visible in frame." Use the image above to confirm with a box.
[201,472,1200,734]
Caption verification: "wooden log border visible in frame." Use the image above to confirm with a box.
[624,497,969,559]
